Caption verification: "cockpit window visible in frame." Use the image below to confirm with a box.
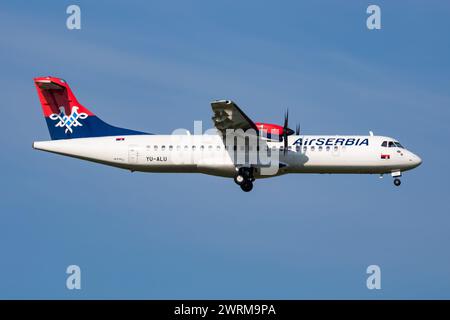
[382,141,403,148]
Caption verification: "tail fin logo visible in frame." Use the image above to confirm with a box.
[49,106,88,134]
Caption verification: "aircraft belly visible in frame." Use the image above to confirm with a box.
[196,164,236,177]
[286,149,387,174]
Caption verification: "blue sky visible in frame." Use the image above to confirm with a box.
[0,0,449,299]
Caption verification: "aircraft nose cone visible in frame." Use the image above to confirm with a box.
[410,153,422,168]
[415,155,422,166]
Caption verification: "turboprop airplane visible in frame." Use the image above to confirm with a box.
[32,76,422,192]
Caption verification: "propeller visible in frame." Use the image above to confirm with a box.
[283,109,289,155]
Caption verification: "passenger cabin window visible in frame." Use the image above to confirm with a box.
[161,145,165,151]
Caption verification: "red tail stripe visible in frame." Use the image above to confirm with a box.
[34,77,94,117]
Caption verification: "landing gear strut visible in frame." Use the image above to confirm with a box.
[391,170,402,187]
[234,167,255,192]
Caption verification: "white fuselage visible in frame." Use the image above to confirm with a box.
[33,134,422,178]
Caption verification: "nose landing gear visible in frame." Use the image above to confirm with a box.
[234,167,255,192]
[391,170,402,187]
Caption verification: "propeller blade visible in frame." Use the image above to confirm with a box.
[284,109,289,130]
[283,109,289,155]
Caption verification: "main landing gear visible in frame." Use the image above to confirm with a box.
[234,167,255,192]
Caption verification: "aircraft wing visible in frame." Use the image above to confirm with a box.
[211,100,258,135]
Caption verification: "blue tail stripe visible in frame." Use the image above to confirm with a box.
[45,116,150,140]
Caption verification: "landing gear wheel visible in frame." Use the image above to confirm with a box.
[240,180,253,192]
[393,178,401,186]
[234,175,245,185]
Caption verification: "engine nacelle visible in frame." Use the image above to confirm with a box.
[255,122,294,139]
